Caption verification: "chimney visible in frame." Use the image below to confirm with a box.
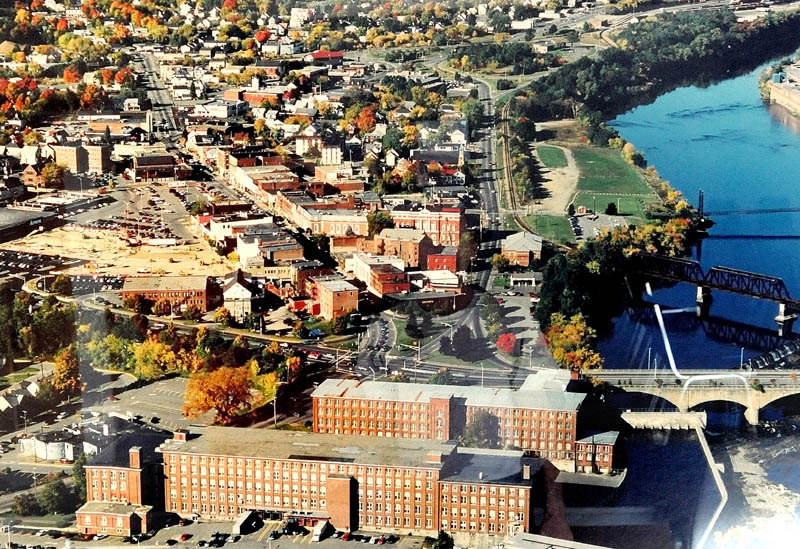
[102,423,109,437]
[523,463,531,481]
[129,446,141,469]
[174,429,188,442]
[478,472,483,480]
[426,452,443,464]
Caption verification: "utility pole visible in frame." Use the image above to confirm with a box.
[480,361,484,387]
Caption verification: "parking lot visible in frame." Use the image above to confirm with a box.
[494,289,556,368]
[4,518,425,549]
[90,376,214,432]
[571,213,628,241]
[0,250,85,278]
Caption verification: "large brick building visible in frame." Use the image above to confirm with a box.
[120,276,213,313]
[314,276,358,319]
[76,431,171,537]
[156,428,542,543]
[390,204,464,247]
[311,375,586,471]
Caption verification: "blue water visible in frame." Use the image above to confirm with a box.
[601,63,800,370]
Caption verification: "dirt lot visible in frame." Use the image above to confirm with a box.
[2,225,231,277]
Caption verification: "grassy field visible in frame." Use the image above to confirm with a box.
[571,192,657,221]
[574,147,652,195]
[537,145,568,168]
[392,316,444,352]
[524,215,576,245]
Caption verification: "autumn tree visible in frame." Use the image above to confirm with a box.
[52,345,80,398]
[130,338,176,379]
[496,332,517,355]
[51,274,72,296]
[183,366,254,424]
[40,162,64,188]
[354,104,377,134]
[152,298,171,316]
[62,65,82,84]
[545,313,604,371]
[214,307,233,327]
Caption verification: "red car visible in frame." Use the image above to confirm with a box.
[342,532,351,541]
[59,458,73,464]
[179,533,190,542]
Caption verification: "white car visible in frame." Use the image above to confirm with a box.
[35,530,47,536]
[56,412,68,420]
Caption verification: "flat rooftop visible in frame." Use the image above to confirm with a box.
[157,427,458,469]
[440,448,544,487]
[122,276,208,292]
[312,377,586,412]
[0,208,57,231]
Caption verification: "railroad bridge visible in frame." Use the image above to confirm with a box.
[632,253,800,335]
[592,369,800,425]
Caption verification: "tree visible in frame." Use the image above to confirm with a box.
[103,125,112,144]
[367,210,395,236]
[12,493,41,516]
[214,307,234,327]
[130,338,176,379]
[605,202,618,215]
[182,305,202,321]
[183,366,254,424]
[51,274,72,296]
[62,65,82,83]
[405,311,421,339]
[546,313,604,371]
[72,452,88,504]
[452,325,473,354]
[152,298,171,316]
[491,253,510,271]
[53,345,80,397]
[567,203,576,216]
[40,162,64,188]
[38,475,74,515]
[431,531,454,549]
[427,368,453,385]
[190,200,209,215]
[461,410,500,448]
[122,293,148,313]
[496,332,517,355]
[329,315,347,335]
[439,335,452,355]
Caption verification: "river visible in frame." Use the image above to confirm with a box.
[594,63,800,547]
[602,63,800,374]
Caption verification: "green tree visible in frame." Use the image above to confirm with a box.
[367,210,395,236]
[438,335,452,355]
[41,162,65,188]
[432,531,454,549]
[461,410,500,448]
[190,200,209,215]
[605,202,618,215]
[72,452,88,504]
[491,253,510,271]
[12,493,41,516]
[182,305,203,321]
[122,293,149,314]
[51,274,72,296]
[38,475,74,514]
[330,315,347,335]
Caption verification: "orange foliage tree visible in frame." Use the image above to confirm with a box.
[183,366,254,424]
[62,65,82,83]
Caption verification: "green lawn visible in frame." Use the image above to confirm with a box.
[524,215,576,245]
[574,147,652,195]
[392,317,444,352]
[571,192,658,221]
[0,366,38,391]
[492,275,511,289]
[537,145,568,168]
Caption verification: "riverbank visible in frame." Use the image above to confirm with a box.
[713,434,800,547]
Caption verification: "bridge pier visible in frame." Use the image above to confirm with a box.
[696,286,712,318]
[775,303,797,337]
[744,406,759,426]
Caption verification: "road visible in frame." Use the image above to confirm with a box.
[139,54,181,141]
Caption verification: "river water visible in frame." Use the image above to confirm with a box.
[591,63,800,547]
[602,63,800,373]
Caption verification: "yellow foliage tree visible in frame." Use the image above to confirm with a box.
[183,366,254,424]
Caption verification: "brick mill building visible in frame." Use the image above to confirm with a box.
[76,431,171,537]
[156,428,543,544]
[311,375,587,471]
[120,276,213,313]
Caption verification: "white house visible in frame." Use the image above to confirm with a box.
[222,269,257,322]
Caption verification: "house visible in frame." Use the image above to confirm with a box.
[501,232,543,267]
[304,50,344,68]
[22,164,47,188]
[222,269,259,323]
